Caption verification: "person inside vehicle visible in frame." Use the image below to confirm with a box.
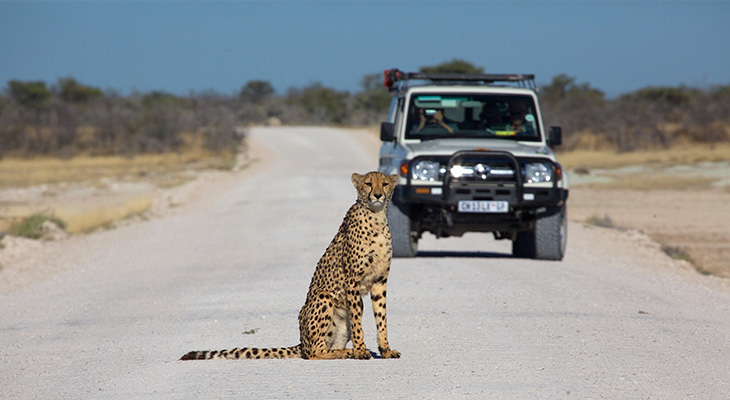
[417,108,454,134]
[507,101,535,135]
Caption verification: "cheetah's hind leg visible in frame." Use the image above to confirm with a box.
[299,291,352,359]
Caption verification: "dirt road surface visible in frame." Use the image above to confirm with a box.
[2,127,729,399]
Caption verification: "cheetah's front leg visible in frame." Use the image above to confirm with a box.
[347,284,370,360]
[370,276,400,359]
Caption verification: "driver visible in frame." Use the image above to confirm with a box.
[417,108,454,134]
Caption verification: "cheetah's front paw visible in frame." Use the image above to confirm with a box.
[351,349,372,360]
[380,348,401,359]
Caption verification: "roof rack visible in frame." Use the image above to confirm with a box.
[383,68,536,92]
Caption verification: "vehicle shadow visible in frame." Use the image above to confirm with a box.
[416,250,512,259]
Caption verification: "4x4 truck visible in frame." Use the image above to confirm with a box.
[378,69,568,260]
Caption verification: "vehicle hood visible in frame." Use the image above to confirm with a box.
[403,138,556,160]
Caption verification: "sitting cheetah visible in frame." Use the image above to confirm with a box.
[181,171,401,360]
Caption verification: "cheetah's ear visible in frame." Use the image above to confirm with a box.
[351,173,363,187]
[389,174,398,186]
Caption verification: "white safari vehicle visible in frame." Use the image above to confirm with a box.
[378,69,569,260]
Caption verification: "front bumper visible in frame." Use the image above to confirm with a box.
[398,151,568,211]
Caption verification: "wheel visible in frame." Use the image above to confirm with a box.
[512,204,567,260]
[387,200,418,258]
[535,204,567,260]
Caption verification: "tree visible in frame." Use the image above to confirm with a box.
[240,80,275,104]
[541,74,604,104]
[419,59,484,74]
[287,83,350,124]
[55,77,103,103]
[7,80,51,108]
[624,86,691,107]
[541,74,575,102]
[539,74,606,150]
[141,91,187,108]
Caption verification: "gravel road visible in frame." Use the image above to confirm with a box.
[2,127,729,399]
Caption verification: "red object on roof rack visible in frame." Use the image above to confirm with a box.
[383,69,403,91]
[383,68,536,91]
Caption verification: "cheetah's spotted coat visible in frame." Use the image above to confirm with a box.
[181,171,400,360]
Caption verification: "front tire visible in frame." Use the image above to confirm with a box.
[512,204,567,261]
[387,200,418,258]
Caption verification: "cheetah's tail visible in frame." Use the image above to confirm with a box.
[180,344,302,360]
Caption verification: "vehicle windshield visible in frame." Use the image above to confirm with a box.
[405,94,541,142]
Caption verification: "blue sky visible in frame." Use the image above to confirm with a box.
[1,1,729,98]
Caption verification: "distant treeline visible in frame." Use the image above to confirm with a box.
[1,60,729,157]
[540,74,730,151]
[0,75,389,158]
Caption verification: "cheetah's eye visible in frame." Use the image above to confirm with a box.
[365,182,372,187]
[382,182,389,187]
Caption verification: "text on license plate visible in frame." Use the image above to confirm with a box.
[457,200,509,213]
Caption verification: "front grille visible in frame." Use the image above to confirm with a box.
[448,154,518,183]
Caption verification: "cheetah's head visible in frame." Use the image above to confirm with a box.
[351,172,398,212]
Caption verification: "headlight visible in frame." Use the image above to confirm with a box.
[523,162,552,184]
[412,160,441,181]
[450,165,474,179]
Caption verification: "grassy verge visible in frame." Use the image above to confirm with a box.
[0,150,237,187]
[1,196,155,236]
[558,142,730,170]
[56,196,154,234]
[1,149,238,238]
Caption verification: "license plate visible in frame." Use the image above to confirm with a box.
[457,200,509,213]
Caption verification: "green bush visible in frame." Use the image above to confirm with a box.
[56,77,103,103]
[8,80,51,109]
[419,59,484,74]
[8,214,67,239]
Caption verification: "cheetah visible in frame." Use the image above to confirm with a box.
[181,171,401,360]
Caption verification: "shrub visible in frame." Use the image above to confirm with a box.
[55,77,103,103]
[8,214,67,239]
[419,59,484,74]
[586,214,621,230]
[2,67,730,158]
[8,80,51,109]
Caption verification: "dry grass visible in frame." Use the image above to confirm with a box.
[0,197,154,234]
[558,142,730,170]
[0,150,236,188]
[571,185,730,279]
[567,141,730,278]
[584,175,716,191]
[0,148,237,236]
[55,196,154,234]
[562,142,730,191]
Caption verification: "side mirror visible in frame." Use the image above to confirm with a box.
[380,122,395,142]
[548,126,562,146]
